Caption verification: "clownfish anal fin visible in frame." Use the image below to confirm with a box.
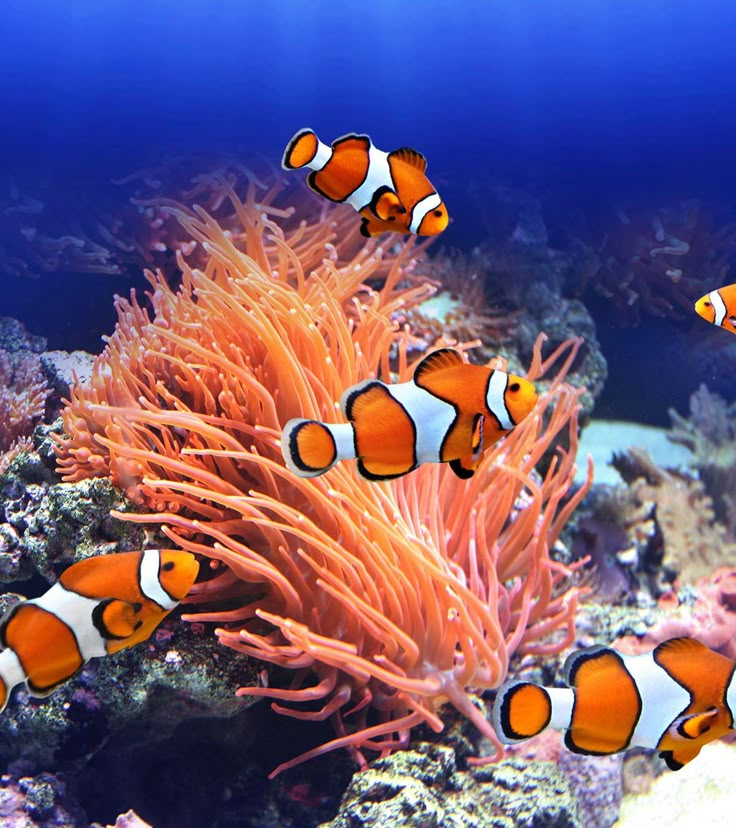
[92,598,139,641]
[359,216,389,237]
[449,457,476,479]
[389,146,428,173]
[369,186,404,221]
[413,348,465,387]
[660,745,702,771]
[675,708,719,740]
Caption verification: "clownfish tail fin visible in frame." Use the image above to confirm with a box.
[492,680,554,744]
[281,419,354,478]
[282,129,326,170]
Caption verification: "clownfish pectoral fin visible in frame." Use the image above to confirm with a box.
[449,414,485,479]
[412,348,465,387]
[674,708,720,740]
[492,680,553,744]
[92,598,140,640]
[659,745,702,771]
[389,146,428,173]
[369,186,404,222]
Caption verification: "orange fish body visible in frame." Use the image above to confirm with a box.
[0,549,199,710]
[282,348,537,481]
[493,636,736,770]
[694,283,736,335]
[282,128,449,238]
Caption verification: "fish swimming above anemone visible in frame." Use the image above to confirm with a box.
[493,636,736,770]
[694,283,736,335]
[281,347,537,481]
[0,549,199,711]
[281,128,449,237]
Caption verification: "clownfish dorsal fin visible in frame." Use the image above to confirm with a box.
[369,186,404,221]
[389,146,428,173]
[92,598,141,641]
[653,636,710,660]
[674,708,719,740]
[413,348,465,386]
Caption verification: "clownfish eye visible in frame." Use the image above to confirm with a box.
[509,382,521,392]
[704,301,711,306]
[433,209,443,218]
[162,561,175,572]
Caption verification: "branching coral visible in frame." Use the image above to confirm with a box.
[0,348,49,459]
[55,175,591,775]
[668,384,736,535]
[580,200,736,324]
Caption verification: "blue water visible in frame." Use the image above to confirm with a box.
[2,0,735,401]
[3,1,736,217]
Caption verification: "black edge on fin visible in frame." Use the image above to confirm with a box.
[449,457,475,479]
[389,146,428,172]
[659,750,684,771]
[413,348,464,386]
[307,170,340,202]
[282,128,316,169]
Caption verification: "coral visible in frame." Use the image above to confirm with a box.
[0,447,148,583]
[557,753,623,828]
[615,741,736,828]
[570,484,655,603]
[0,343,50,456]
[573,200,736,324]
[320,742,582,828]
[0,763,87,827]
[668,384,736,534]
[55,175,591,775]
[618,567,736,660]
[611,448,736,589]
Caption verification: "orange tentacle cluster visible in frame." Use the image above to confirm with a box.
[55,175,591,774]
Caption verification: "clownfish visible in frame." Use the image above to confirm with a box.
[281,128,449,238]
[493,636,736,771]
[0,549,199,711]
[281,347,537,481]
[694,283,736,335]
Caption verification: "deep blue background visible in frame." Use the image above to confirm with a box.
[2,0,736,201]
[2,0,736,420]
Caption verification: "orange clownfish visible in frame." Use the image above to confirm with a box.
[694,283,736,335]
[0,549,199,711]
[493,636,736,771]
[281,128,449,238]
[281,347,537,481]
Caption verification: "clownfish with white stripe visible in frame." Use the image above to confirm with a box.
[492,636,736,771]
[694,283,736,335]
[281,128,449,238]
[0,549,199,711]
[281,347,537,481]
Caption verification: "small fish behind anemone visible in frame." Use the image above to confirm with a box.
[493,636,736,770]
[0,549,199,711]
[694,283,736,335]
[282,347,537,481]
[282,128,449,237]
